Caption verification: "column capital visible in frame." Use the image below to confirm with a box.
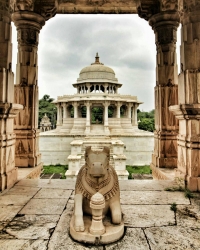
[85,101,91,107]
[10,0,57,21]
[137,0,179,22]
[179,0,200,16]
[61,102,67,108]
[178,0,200,30]
[73,101,78,107]
[104,101,110,107]
[56,103,61,108]
[128,102,133,107]
[12,11,45,30]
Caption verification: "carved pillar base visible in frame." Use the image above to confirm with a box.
[15,129,41,168]
[151,132,178,168]
[170,104,200,191]
[104,126,110,135]
[0,103,22,190]
[14,85,41,168]
[147,11,179,176]
[151,84,178,174]
[85,126,90,134]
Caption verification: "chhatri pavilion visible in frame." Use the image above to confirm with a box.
[54,53,141,135]
[40,54,153,179]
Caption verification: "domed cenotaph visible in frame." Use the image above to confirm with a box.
[39,54,153,179]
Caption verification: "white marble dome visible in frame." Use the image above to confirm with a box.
[76,53,118,84]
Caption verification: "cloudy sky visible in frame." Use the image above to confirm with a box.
[12,14,180,111]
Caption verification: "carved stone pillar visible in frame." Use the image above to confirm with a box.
[62,103,67,119]
[85,102,91,133]
[170,0,200,191]
[148,7,179,174]
[56,104,60,125]
[128,103,132,119]
[116,103,121,118]
[0,2,22,190]
[132,103,138,126]
[73,102,78,118]
[104,83,108,93]
[86,83,91,93]
[12,11,45,168]
[104,101,109,134]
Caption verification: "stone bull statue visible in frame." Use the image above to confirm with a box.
[70,146,124,244]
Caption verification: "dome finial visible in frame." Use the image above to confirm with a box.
[91,53,104,65]
[95,52,100,63]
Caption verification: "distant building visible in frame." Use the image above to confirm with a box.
[40,54,153,179]
[40,113,52,132]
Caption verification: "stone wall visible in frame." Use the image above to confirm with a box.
[120,135,153,165]
[39,132,153,166]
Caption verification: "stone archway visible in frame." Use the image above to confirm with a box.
[0,0,199,191]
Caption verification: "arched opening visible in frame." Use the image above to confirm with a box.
[91,106,104,124]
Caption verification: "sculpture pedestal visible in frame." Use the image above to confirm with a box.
[70,215,124,245]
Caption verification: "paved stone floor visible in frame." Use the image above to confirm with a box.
[0,179,199,249]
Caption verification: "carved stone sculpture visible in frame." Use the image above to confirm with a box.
[70,146,124,244]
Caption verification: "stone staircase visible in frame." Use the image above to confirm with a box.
[65,137,128,180]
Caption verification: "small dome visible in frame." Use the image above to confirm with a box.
[80,64,115,75]
[76,53,118,84]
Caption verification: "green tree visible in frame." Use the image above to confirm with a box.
[137,109,155,132]
[38,95,57,128]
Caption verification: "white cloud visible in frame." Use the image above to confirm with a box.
[12,14,160,111]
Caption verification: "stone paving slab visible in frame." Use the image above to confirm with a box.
[48,205,104,250]
[105,228,149,250]
[122,205,175,227]
[5,186,40,196]
[145,226,200,250]
[0,179,198,249]
[0,223,7,231]
[19,198,67,215]
[4,215,60,240]
[177,205,200,228]
[0,239,48,250]
[0,195,33,206]
[0,206,22,222]
[16,179,76,190]
[0,206,23,230]
[120,190,190,205]
[119,180,176,191]
[34,188,73,199]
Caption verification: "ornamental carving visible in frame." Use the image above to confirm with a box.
[0,0,10,12]
[157,27,176,44]
[179,0,200,13]
[161,0,178,11]
[71,146,123,244]
[16,0,34,11]
[137,1,160,21]
[17,29,38,45]
[10,0,34,12]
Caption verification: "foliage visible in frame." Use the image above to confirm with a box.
[39,95,57,128]
[184,189,194,199]
[165,186,184,192]
[91,107,104,123]
[170,202,177,212]
[126,165,151,179]
[42,165,68,179]
[137,109,155,132]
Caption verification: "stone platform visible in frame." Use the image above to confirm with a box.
[0,179,199,249]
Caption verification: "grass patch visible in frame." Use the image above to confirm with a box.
[126,165,151,179]
[42,165,68,179]
[42,165,151,180]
